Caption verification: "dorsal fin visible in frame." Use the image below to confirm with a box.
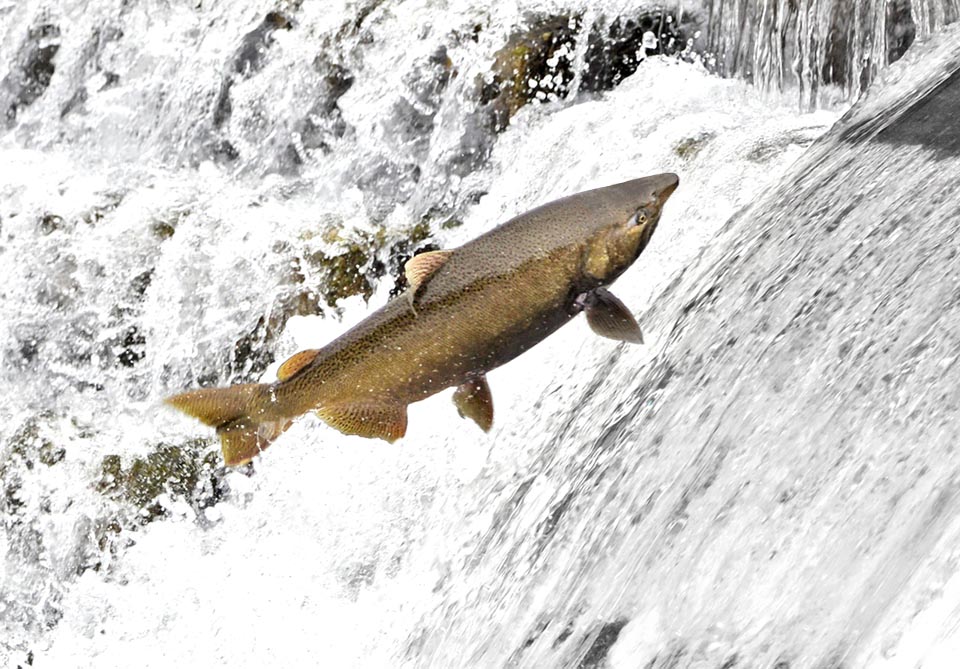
[277,349,320,381]
[404,249,452,295]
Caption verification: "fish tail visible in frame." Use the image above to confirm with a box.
[165,383,291,466]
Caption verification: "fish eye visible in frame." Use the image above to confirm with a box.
[629,209,649,227]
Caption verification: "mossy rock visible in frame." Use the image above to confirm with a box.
[149,206,191,240]
[476,9,699,138]
[96,439,228,525]
[2,412,61,476]
[673,132,716,160]
[482,14,582,131]
[226,218,433,383]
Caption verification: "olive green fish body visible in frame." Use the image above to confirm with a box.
[167,174,679,465]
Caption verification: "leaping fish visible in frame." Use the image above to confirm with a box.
[166,174,680,465]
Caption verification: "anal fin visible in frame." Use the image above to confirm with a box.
[316,402,408,442]
[453,375,494,432]
[583,287,644,344]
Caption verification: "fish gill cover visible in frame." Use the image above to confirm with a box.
[0,0,958,667]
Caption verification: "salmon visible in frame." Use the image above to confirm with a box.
[167,174,680,465]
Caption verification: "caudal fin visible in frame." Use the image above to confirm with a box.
[165,384,291,466]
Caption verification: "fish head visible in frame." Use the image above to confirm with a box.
[583,173,679,282]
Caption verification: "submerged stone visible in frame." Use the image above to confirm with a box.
[577,619,629,669]
[212,11,295,130]
[0,22,61,127]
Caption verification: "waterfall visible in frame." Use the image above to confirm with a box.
[2,0,959,667]
[700,0,959,107]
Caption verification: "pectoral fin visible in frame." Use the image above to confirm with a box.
[584,287,644,344]
[316,402,408,442]
[453,375,493,432]
[405,250,452,312]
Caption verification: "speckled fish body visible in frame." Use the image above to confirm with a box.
[167,174,679,465]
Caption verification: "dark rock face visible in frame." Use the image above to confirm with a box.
[479,9,695,132]
[297,58,355,153]
[1,23,61,127]
[577,619,629,669]
[885,0,917,64]
[212,12,294,130]
[451,9,697,176]
[96,439,229,525]
[581,11,693,92]
[875,68,960,158]
[481,14,581,131]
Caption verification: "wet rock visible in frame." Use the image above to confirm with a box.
[577,618,629,669]
[387,46,455,154]
[1,22,61,127]
[208,138,241,164]
[79,192,123,226]
[228,278,324,382]
[225,219,431,382]
[2,415,69,577]
[454,10,696,175]
[307,244,376,307]
[96,439,228,525]
[482,14,581,131]
[297,58,355,153]
[333,0,387,41]
[3,413,55,475]
[115,325,146,368]
[150,220,176,240]
[12,323,42,368]
[356,161,422,222]
[35,251,80,311]
[338,559,377,600]
[58,27,124,119]
[303,218,433,307]
[449,14,580,174]
[273,57,355,172]
[886,0,916,64]
[38,213,64,235]
[98,266,154,371]
[59,88,87,119]
[581,9,695,92]
[481,9,695,127]
[212,12,295,130]
[673,132,716,160]
[37,442,65,467]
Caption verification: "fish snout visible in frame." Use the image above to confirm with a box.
[650,172,679,207]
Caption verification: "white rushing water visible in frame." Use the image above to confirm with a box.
[2,1,959,667]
